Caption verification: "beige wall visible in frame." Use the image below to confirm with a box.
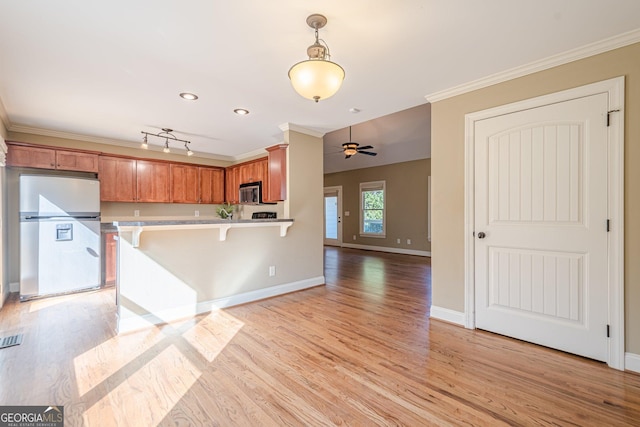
[0,120,6,305]
[324,159,431,252]
[431,42,640,353]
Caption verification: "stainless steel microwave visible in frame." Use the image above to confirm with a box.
[239,181,262,204]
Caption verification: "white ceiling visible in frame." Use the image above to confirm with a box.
[1,1,639,167]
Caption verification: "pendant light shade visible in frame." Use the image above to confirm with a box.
[289,14,344,102]
[289,59,344,102]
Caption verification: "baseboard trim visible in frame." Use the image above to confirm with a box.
[430,305,465,326]
[9,282,19,293]
[625,352,640,374]
[341,243,431,257]
[118,276,325,334]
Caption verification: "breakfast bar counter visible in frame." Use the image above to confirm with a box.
[113,218,294,247]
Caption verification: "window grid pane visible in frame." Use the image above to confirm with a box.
[361,186,385,235]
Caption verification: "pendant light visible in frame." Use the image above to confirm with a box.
[288,14,345,103]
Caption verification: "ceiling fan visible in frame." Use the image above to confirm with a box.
[342,126,377,159]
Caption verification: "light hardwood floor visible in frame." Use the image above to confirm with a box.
[1,247,639,426]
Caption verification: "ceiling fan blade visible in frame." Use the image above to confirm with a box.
[359,151,377,156]
[357,145,373,150]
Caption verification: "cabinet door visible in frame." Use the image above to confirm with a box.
[225,166,239,203]
[104,232,118,285]
[266,144,287,202]
[171,164,199,203]
[256,157,268,196]
[199,167,225,204]
[137,160,170,202]
[238,160,261,185]
[6,145,56,169]
[56,150,99,172]
[99,156,137,202]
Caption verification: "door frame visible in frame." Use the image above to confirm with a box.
[463,77,625,370]
[324,185,343,246]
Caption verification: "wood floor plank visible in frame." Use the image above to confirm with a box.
[1,247,639,426]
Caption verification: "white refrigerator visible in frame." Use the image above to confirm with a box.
[19,175,101,300]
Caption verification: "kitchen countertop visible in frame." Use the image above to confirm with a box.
[112,218,292,226]
[109,217,294,247]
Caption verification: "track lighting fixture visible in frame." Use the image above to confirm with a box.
[140,128,193,156]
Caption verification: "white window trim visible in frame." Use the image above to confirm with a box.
[359,180,386,238]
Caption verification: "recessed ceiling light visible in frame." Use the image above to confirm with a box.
[234,108,250,115]
[179,92,198,100]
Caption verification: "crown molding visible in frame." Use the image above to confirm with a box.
[425,28,640,103]
[232,146,268,162]
[0,96,10,135]
[279,122,325,138]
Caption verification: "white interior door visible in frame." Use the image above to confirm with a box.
[474,93,609,362]
[324,186,342,246]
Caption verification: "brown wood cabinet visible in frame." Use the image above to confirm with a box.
[171,164,199,203]
[103,232,118,286]
[225,165,239,203]
[265,144,287,202]
[7,144,56,169]
[225,152,288,203]
[7,143,99,172]
[55,150,99,172]
[199,167,225,204]
[136,160,170,203]
[99,156,137,202]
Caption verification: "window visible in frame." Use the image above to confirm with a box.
[360,180,386,237]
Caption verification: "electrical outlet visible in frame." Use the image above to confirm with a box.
[345,211,350,216]
[269,266,276,277]
[353,235,356,240]
[195,210,200,217]
[396,238,401,244]
[407,239,412,245]
[134,210,140,217]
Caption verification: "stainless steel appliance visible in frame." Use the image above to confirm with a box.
[19,175,101,300]
[239,181,262,204]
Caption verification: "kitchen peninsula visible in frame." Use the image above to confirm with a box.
[110,125,325,333]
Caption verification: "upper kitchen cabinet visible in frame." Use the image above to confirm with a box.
[265,144,287,202]
[99,156,137,202]
[55,150,99,172]
[136,160,170,203]
[6,142,98,172]
[238,158,267,185]
[171,164,199,203]
[225,165,239,203]
[199,167,225,204]
[7,144,56,168]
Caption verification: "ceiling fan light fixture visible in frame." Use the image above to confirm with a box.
[289,14,345,102]
[342,143,358,156]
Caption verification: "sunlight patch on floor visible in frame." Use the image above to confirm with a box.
[182,310,245,363]
[81,344,201,425]
[73,327,165,396]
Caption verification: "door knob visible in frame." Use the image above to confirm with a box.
[477,232,486,239]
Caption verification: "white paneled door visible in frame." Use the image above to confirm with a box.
[474,93,609,361]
